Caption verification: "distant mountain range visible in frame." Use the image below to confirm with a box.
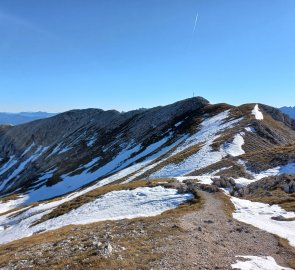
[0,112,57,125]
[280,106,295,119]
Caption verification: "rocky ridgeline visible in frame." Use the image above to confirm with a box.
[0,97,209,195]
[242,174,295,195]
[1,97,295,200]
[180,174,295,198]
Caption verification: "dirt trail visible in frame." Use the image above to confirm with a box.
[152,191,294,270]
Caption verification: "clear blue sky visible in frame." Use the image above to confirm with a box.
[0,0,294,112]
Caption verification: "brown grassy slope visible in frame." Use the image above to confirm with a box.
[32,179,197,226]
[278,237,295,269]
[242,143,295,172]
[244,187,295,212]
[191,104,295,176]
[0,191,204,270]
[188,158,253,178]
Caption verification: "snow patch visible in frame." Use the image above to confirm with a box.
[0,196,28,214]
[222,133,245,157]
[232,256,292,270]
[21,143,35,157]
[58,146,73,154]
[0,157,17,178]
[174,121,183,127]
[252,104,264,120]
[231,196,295,247]
[150,111,242,178]
[0,146,49,192]
[239,161,295,182]
[245,127,255,133]
[234,177,255,188]
[86,134,97,147]
[47,144,61,158]
[176,176,213,185]
[0,186,192,244]
[120,136,187,184]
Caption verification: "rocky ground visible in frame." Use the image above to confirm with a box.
[151,191,294,270]
[0,189,294,270]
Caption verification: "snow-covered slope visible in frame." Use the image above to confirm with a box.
[0,98,295,270]
[0,186,192,244]
[0,99,295,206]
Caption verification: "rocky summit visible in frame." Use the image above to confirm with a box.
[0,97,295,270]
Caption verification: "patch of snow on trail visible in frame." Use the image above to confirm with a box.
[0,186,192,244]
[232,256,292,270]
[234,178,255,188]
[252,104,264,120]
[176,176,213,185]
[231,196,295,247]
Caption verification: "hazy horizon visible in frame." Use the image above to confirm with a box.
[0,96,294,114]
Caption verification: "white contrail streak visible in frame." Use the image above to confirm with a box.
[192,12,199,33]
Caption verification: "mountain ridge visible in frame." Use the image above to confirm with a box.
[0,97,295,269]
[0,97,294,202]
[280,106,295,119]
[0,112,57,125]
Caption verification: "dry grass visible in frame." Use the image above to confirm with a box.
[0,194,29,217]
[277,237,295,269]
[0,193,21,203]
[32,179,173,226]
[242,143,295,172]
[189,158,252,179]
[0,206,26,217]
[0,222,163,270]
[244,188,295,212]
[0,188,204,270]
[216,192,235,218]
[32,178,199,226]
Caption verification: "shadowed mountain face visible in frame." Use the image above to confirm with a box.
[0,97,295,204]
[280,106,295,119]
[0,112,57,125]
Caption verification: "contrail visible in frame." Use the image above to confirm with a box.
[187,11,199,50]
[192,12,199,34]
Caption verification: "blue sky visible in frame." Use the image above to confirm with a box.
[0,0,294,112]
